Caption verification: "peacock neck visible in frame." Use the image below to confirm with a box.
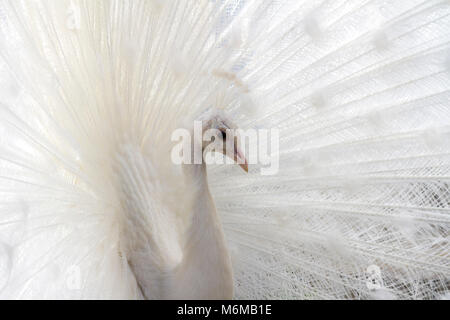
[172,163,234,299]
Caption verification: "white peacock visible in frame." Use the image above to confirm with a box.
[0,0,449,300]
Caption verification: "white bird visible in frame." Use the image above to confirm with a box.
[0,0,449,300]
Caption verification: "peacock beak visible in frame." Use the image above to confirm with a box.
[237,152,249,173]
[233,136,248,173]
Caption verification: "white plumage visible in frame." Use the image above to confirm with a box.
[0,0,449,299]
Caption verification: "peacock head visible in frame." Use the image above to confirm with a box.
[196,110,248,172]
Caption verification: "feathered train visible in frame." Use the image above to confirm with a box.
[0,0,449,299]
